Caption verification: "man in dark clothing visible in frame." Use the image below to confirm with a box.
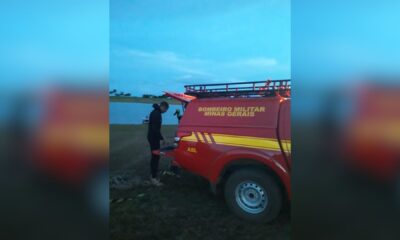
[147,101,169,186]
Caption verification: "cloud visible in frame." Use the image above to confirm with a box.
[124,49,278,76]
[111,48,286,94]
[230,57,277,68]
[127,49,212,77]
[176,74,193,80]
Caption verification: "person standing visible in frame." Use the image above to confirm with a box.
[173,109,182,122]
[147,101,169,186]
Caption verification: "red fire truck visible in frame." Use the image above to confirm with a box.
[342,84,400,193]
[29,88,108,217]
[164,80,291,222]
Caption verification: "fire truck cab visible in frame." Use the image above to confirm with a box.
[164,80,291,222]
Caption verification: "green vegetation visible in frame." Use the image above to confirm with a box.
[110,124,290,240]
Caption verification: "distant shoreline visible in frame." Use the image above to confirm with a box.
[109,96,180,104]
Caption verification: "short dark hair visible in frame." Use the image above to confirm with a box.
[160,101,169,109]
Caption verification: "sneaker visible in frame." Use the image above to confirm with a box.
[162,170,180,178]
[150,177,164,187]
[162,170,173,176]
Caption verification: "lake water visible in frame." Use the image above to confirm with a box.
[109,102,181,125]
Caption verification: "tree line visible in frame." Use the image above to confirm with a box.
[109,89,167,98]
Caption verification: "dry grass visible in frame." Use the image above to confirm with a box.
[110,124,290,240]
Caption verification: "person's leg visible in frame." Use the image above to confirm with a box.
[150,153,160,178]
[148,138,161,179]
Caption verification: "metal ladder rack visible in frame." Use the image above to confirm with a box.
[184,79,290,98]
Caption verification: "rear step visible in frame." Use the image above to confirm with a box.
[160,146,176,157]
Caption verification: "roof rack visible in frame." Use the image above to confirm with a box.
[184,79,291,98]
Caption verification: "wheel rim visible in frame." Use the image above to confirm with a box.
[235,181,268,214]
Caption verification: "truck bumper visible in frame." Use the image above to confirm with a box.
[160,146,176,157]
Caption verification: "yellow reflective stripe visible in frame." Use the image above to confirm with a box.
[281,145,291,153]
[211,133,281,151]
[181,133,197,142]
[196,132,205,142]
[281,140,291,154]
[280,139,291,153]
[204,133,212,143]
[212,133,279,142]
[181,132,291,152]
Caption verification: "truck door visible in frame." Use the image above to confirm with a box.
[278,100,291,168]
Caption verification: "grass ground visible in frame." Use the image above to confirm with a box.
[110,124,290,240]
[110,96,180,104]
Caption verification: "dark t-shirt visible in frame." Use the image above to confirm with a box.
[147,104,164,142]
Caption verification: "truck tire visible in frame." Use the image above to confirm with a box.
[224,168,282,222]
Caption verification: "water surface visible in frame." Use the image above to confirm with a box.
[109,102,181,125]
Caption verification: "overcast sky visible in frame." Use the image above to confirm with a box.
[0,0,108,91]
[110,0,290,95]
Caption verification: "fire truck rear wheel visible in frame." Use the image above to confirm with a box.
[224,168,282,222]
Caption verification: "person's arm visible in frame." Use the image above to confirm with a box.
[159,126,164,141]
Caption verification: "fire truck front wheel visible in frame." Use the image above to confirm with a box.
[224,169,282,222]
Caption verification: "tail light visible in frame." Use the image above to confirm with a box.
[174,131,192,146]
[173,137,180,147]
